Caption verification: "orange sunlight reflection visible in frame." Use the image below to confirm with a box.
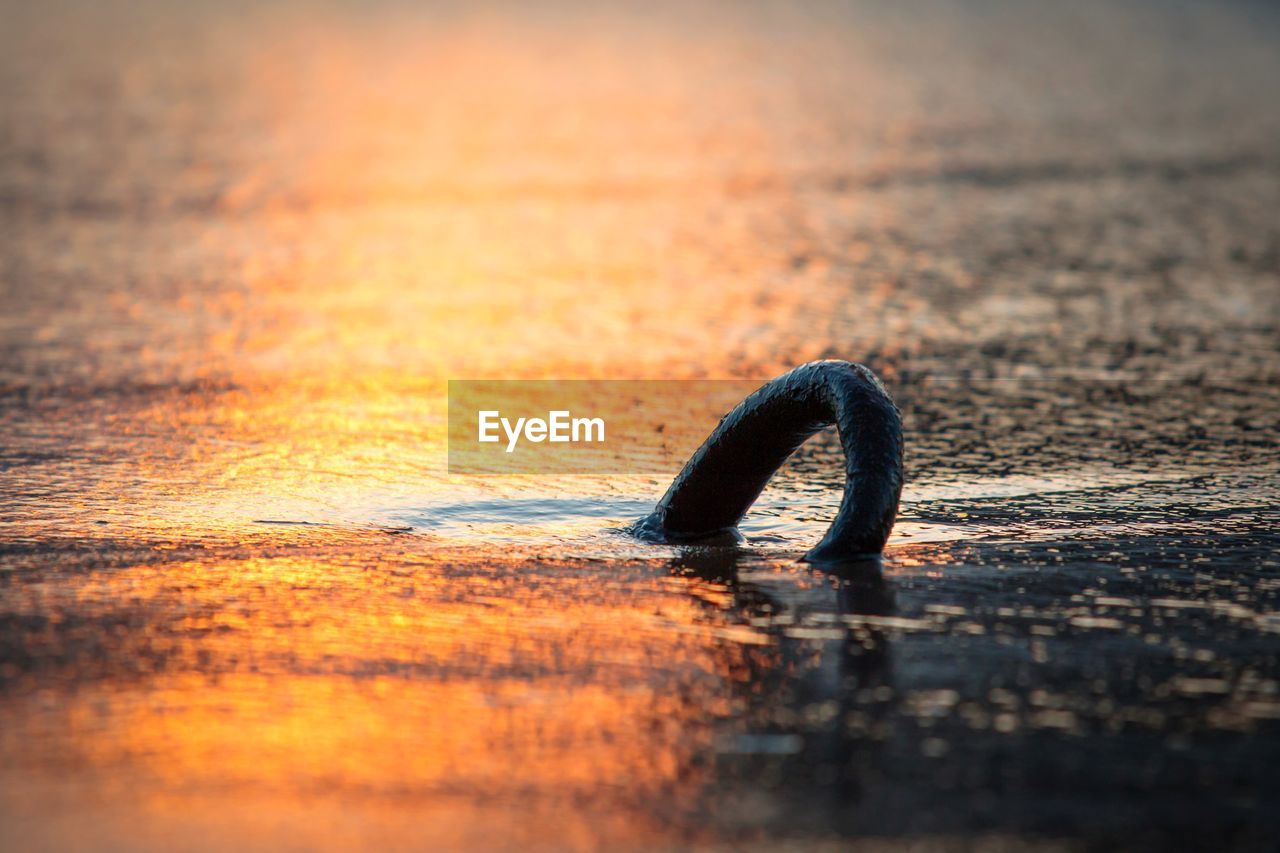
[0,3,925,849]
[0,552,770,848]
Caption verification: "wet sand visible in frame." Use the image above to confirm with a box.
[2,0,1279,849]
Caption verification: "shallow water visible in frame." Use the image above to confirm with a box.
[2,0,1280,849]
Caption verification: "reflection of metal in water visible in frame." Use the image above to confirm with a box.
[669,548,896,833]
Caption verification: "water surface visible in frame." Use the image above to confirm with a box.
[2,0,1279,849]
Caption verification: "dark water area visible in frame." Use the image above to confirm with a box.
[2,0,1279,849]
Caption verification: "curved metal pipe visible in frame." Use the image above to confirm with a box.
[631,360,903,560]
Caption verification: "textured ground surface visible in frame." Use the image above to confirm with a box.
[2,0,1279,849]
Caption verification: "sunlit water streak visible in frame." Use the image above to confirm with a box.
[2,0,1280,849]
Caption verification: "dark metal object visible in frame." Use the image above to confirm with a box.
[631,360,904,559]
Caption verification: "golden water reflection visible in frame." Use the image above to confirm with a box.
[0,0,1124,835]
[10,0,1279,848]
[2,0,907,544]
[0,2,910,841]
[1,546,861,848]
